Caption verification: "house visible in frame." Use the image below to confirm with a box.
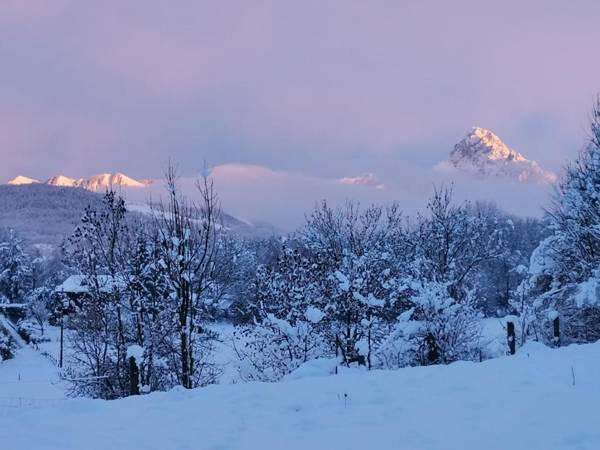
[53,274,127,311]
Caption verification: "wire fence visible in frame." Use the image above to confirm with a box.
[0,396,67,408]
[0,395,69,417]
[0,372,107,416]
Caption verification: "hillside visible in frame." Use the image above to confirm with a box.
[0,184,276,249]
[1,340,598,450]
[0,184,102,249]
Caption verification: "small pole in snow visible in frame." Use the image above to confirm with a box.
[129,356,140,396]
[553,317,560,348]
[507,321,516,355]
[344,393,348,409]
[571,366,576,386]
[59,316,64,369]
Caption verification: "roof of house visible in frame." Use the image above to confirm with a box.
[54,275,126,294]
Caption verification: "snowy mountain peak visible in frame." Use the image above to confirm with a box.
[449,127,556,183]
[83,172,150,191]
[7,175,40,185]
[464,127,526,162]
[46,175,80,187]
[6,173,153,191]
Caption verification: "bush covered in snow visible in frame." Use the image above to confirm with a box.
[377,283,483,368]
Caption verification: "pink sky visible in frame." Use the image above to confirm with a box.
[1,1,599,225]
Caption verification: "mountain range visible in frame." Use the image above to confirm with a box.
[2,128,554,247]
[7,129,555,193]
[7,172,153,191]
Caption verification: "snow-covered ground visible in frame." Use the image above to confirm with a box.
[0,317,65,415]
[1,340,599,450]
[209,323,240,384]
[0,346,64,403]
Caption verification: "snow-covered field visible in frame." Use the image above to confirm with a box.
[1,340,599,450]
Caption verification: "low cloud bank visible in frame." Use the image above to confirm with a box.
[125,163,553,231]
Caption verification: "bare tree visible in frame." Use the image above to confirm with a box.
[152,164,221,389]
[415,186,505,301]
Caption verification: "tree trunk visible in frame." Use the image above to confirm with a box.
[180,330,191,389]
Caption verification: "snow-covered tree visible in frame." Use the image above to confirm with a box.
[0,328,14,361]
[151,164,221,389]
[322,249,401,368]
[61,163,226,397]
[301,201,410,368]
[470,204,546,316]
[522,98,600,345]
[234,245,329,381]
[377,282,482,368]
[120,223,177,392]
[24,286,51,336]
[547,100,600,284]
[0,229,33,303]
[413,187,505,302]
[64,189,131,398]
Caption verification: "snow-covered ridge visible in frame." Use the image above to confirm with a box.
[7,172,153,191]
[448,127,557,184]
[7,175,40,185]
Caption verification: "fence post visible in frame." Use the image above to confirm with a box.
[129,356,140,396]
[507,321,516,355]
[59,318,64,369]
[553,316,560,348]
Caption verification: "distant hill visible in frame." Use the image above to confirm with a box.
[0,184,277,251]
[0,184,102,250]
[127,203,278,238]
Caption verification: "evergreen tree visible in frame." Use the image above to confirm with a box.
[0,229,33,303]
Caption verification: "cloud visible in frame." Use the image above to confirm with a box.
[339,173,384,189]
[123,161,553,232]
[209,165,391,229]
